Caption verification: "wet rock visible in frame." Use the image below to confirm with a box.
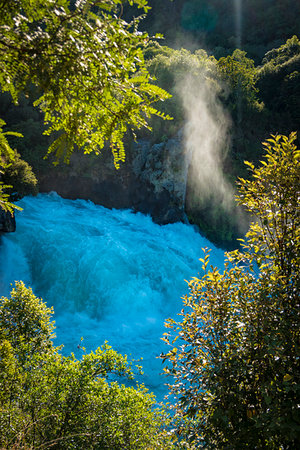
[0,209,16,232]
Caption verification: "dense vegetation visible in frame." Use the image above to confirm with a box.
[144,35,300,164]
[0,281,172,448]
[163,134,300,448]
[0,0,171,167]
[0,1,173,448]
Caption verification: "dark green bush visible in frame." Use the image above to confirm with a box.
[2,152,38,200]
[257,36,300,133]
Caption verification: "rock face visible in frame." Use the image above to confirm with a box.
[0,209,16,232]
[39,131,189,225]
[131,130,189,223]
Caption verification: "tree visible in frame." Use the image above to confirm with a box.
[145,44,217,142]
[217,49,258,111]
[257,36,300,123]
[162,133,300,448]
[0,0,171,168]
[0,0,172,214]
[0,281,173,449]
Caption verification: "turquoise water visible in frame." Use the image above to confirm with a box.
[0,193,224,399]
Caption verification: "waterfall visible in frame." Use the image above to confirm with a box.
[0,193,224,399]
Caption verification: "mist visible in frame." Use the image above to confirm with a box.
[178,71,234,210]
[177,67,248,246]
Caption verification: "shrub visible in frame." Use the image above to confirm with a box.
[0,281,173,449]
[163,133,300,448]
[2,152,38,200]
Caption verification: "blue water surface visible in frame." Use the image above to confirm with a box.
[0,193,224,399]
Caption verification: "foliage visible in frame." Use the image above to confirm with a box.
[0,116,37,216]
[1,152,38,201]
[145,44,260,139]
[257,36,300,130]
[0,119,23,213]
[162,133,300,448]
[0,281,55,360]
[217,49,258,111]
[0,90,52,174]
[262,35,300,65]
[1,2,299,251]
[0,0,171,169]
[0,281,173,449]
[145,44,217,141]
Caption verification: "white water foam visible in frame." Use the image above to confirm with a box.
[0,193,224,400]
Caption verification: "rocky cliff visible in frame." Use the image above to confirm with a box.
[38,131,190,226]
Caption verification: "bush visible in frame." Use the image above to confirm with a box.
[2,152,38,200]
[257,36,300,129]
[0,281,173,449]
[163,133,300,448]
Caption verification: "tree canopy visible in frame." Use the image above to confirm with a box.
[0,0,170,167]
[217,49,258,109]
[0,0,172,212]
